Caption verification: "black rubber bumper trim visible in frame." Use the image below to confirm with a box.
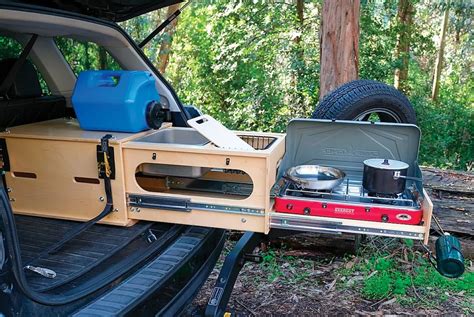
[72,227,213,317]
[158,230,226,316]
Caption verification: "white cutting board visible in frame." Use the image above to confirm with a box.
[187,115,254,151]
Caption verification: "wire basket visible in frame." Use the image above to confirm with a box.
[238,135,277,150]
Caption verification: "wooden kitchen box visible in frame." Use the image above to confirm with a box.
[0,118,161,226]
[123,128,285,233]
[0,119,285,232]
[1,118,433,244]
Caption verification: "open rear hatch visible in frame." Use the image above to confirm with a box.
[1,0,183,21]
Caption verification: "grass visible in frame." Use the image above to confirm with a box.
[259,247,316,285]
[255,237,473,314]
[336,237,473,312]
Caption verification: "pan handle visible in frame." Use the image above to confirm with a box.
[282,174,301,185]
[393,172,422,182]
[282,174,306,187]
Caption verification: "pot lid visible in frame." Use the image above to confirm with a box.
[363,158,409,170]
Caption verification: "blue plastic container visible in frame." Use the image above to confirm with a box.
[72,70,160,133]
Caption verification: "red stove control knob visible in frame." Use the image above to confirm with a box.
[303,207,311,215]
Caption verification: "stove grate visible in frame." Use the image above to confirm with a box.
[280,177,421,208]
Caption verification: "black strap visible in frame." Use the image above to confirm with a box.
[24,135,115,266]
[0,34,38,98]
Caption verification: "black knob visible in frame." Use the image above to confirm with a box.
[303,207,311,215]
[286,204,293,210]
[146,101,169,129]
[381,214,389,222]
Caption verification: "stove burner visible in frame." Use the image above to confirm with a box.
[280,177,419,208]
[367,192,399,199]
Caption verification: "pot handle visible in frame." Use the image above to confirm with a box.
[393,172,422,182]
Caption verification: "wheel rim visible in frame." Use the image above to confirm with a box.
[353,108,403,123]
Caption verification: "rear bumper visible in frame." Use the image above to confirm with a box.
[0,226,225,316]
[74,227,225,316]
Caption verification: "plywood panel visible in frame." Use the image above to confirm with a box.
[124,131,286,233]
[422,189,433,244]
[5,137,132,225]
[131,208,264,232]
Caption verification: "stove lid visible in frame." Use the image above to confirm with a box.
[278,119,421,179]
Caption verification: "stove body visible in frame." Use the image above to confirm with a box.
[274,178,423,225]
[270,119,432,243]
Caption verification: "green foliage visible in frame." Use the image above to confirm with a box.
[260,248,312,283]
[261,249,284,281]
[363,271,392,299]
[0,36,21,59]
[1,1,472,169]
[413,259,474,295]
[55,38,122,76]
[340,241,474,307]
[413,93,473,170]
[166,1,321,132]
[162,0,472,169]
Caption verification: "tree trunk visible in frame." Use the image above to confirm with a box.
[157,4,181,74]
[98,47,107,70]
[393,0,414,93]
[291,0,305,104]
[319,0,360,100]
[431,9,449,101]
[295,0,304,47]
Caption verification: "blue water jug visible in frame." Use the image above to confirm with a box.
[72,70,161,133]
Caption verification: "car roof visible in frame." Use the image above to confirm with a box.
[1,0,183,22]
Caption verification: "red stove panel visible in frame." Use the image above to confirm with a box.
[274,196,423,225]
[272,177,423,225]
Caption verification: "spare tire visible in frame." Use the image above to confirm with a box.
[312,80,417,124]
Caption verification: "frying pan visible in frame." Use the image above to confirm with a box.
[284,165,346,191]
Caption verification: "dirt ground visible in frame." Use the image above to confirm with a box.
[186,168,473,316]
[188,234,473,316]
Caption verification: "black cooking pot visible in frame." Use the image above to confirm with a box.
[362,158,409,195]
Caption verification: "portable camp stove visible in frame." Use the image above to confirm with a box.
[273,177,423,225]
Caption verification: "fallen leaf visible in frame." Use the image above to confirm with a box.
[327,278,337,291]
[345,260,355,270]
[366,270,378,279]
[378,297,396,310]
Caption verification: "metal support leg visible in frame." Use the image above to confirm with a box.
[205,232,264,317]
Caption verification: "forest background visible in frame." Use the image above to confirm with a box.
[123,0,473,170]
[3,0,471,170]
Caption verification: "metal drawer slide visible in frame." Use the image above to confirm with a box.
[270,213,424,240]
[128,194,264,216]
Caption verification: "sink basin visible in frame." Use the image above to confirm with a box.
[137,128,209,145]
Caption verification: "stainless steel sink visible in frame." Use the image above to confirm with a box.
[136,128,210,177]
[137,128,209,145]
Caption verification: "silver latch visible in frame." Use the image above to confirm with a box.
[25,265,57,279]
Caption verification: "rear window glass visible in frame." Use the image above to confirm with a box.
[55,37,122,76]
[0,35,51,95]
[0,36,22,58]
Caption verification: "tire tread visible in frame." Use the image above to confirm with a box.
[312,80,416,124]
